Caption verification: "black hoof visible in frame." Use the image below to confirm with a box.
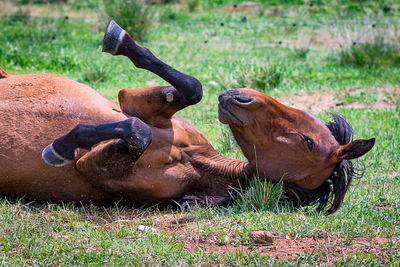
[42,143,78,167]
[102,20,126,55]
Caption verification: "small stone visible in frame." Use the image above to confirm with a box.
[86,246,96,253]
[316,230,328,238]
[249,231,274,244]
[137,225,151,232]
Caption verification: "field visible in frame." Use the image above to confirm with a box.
[0,0,399,265]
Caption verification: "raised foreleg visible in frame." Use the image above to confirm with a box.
[103,21,202,115]
[42,117,151,167]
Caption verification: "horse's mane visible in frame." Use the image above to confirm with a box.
[285,114,365,214]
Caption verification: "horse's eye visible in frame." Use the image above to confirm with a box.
[305,136,314,151]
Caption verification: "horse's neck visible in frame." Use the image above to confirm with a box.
[188,147,252,181]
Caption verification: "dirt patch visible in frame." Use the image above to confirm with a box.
[289,28,339,49]
[181,234,395,263]
[29,5,98,19]
[0,3,97,19]
[42,207,398,263]
[224,2,264,16]
[277,87,399,114]
[110,213,397,263]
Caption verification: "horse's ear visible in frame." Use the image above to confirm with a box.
[335,138,375,160]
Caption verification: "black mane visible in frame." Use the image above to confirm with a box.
[286,114,365,214]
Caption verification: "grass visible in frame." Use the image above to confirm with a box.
[102,0,155,42]
[219,64,283,93]
[231,176,296,213]
[0,0,399,265]
[335,24,400,68]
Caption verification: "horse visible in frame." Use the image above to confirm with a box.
[0,21,375,213]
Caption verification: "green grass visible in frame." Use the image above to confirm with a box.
[231,177,292,213]
[102,0,155,42]
[218,64,283,93]
[335,23,400,68]
[1,0,399,265]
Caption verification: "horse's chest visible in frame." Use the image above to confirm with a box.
[120,119,216,200]
[124,147,197,202]
[134,141,201,181]
[128,143,207,198]
[136,120,209,167]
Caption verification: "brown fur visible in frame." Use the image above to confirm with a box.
[0,72,247,205]
[0,69,374,210]
[218,88,375,190]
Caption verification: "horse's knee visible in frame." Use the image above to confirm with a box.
[182,76,202,105]
[120,117,152,151]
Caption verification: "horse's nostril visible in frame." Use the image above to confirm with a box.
[234,95,253,103]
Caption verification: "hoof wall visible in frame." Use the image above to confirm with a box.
[42,144,78,167]
[102,20,126,55]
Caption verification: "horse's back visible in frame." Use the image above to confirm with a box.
[0,73,125,202]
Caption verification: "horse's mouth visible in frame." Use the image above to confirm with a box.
[218,90,252,127]
[218,104,248,126]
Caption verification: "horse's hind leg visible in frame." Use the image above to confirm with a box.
[42,117,152,167]
[102,20,202,107]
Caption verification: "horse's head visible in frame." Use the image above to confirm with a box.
[218,88,375,213]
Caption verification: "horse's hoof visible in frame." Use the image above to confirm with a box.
[42,143,78,167]
[102,20,126,55]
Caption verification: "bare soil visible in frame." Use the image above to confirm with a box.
[277,87,399,114]
[0,3,97,19]
[182,235,394,263]
[107,213,397,263]
[224,2,264,16]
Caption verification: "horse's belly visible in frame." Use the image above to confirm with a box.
[117,121,212,204]
[0,157,104,203]
[126,162,195,203]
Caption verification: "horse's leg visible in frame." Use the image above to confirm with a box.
[102,20,202,107]
[42,117,152,167]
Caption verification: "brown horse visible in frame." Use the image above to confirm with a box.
[0,21,374,213]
